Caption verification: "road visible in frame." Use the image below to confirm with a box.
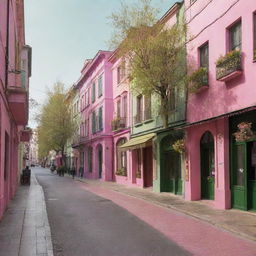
[34,167,191,256]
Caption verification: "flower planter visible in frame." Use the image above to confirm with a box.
[136,178,143,187]
[189,67,209,93]
[115,175,128,184]
[216,50,242,82]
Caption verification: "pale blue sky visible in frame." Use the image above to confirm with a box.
[24,0,177,126]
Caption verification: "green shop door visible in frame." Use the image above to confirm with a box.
[232,142,256,211]
[162,150,183,195]
[200,132,215,200]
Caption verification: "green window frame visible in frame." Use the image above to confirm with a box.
[98,107,103,131]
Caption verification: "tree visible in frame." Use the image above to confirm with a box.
[37,82,75,163]
[109,0,187,128]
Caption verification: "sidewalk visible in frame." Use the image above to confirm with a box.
[75,177,256,243]
[0,171,53,256]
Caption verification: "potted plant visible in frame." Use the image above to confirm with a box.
[172,139,185,154]
[216,50,242,80]
[233,122,255,142]
[188,67,208,93]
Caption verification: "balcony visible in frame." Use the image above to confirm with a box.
[7,84,28,125]
[111,117,126,131]
[216,50,242,82]
[189,67,209,93]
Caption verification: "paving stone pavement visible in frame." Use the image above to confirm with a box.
[0,170,53,256]
[73,176,256,243]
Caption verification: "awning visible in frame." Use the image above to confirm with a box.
[119,133,156,151]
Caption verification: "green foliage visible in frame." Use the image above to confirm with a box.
[115,167,127,176]
[216,50,241,66]
[188,67,208,93]
[109,0,187,128]
[37,82,76,160]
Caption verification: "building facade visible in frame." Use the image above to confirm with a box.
[185,0,256,210]
[0,0,31,219]
[76,51,113,180]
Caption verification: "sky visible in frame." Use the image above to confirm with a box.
[24,0,177,127]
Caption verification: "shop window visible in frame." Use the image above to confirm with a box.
[116,138,127,175]
[229,21,241,51]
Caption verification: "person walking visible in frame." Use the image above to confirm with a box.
[71,165,76,179]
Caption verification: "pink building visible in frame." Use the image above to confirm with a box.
[185,0,256,211]
[108,53,140,186]
[0,0,31,219]
[76,51,113,180]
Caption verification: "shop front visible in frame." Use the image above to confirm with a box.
[230,110,256,211]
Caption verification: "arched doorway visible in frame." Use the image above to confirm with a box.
[200,131,215,200]
[97,144,103,179]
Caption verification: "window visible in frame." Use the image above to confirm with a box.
[229,21,241,51]
[92,112,96,134]
[199,42,209,68]
[92,82,96,103]
[169,88,176,111]
[98,107,103,131]
[85,118,89,137]
[123,95,127,125]
[117,62,126,84]
[88,147,93,172]
[136,95,143,123]
[117,100,121,118]
[144,95,152,120]
[98,75,103,97]
[254,13,256,59]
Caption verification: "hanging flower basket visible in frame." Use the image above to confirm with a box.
[233,122,255,142]
[172,139,185,154]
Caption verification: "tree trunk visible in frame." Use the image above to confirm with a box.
[161,95,169,129]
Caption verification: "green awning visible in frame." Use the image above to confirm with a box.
[119,133,156,151]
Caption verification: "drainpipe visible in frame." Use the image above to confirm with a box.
[5,0,10,89]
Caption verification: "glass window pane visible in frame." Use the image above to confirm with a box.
[235,144,245,186]
[230,22,241,51]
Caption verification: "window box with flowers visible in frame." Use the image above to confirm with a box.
[115,167,127,176]
[216,50,242,82]
[172,139,186,154]
[189,67,208,93]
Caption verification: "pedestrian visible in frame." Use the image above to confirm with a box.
[71,165,76,179]
[79,166,84,178]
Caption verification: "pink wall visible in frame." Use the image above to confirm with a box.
[0,0,30,219]
[186,0,256,123]
[183,0,256,209]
